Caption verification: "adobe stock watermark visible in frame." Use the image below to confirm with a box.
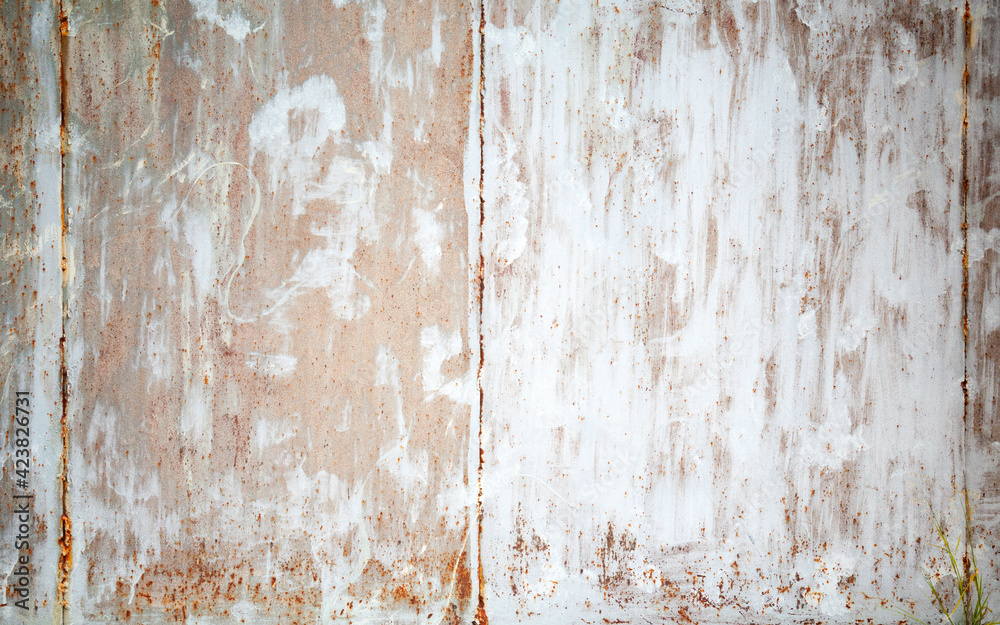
[7,390,33,611]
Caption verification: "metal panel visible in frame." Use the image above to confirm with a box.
[62,1,478,622]
[481,1,969,622]
[0,0,64,621]
[968,0,1000,604]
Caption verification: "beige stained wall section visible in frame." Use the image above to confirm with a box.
[63,0,478,623]
[0,0,997,624]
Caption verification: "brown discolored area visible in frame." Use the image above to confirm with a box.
[969,7,1000,445]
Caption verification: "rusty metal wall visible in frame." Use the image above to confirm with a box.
[0,0,997,624]
[61,0,478,623]
[0,0,64,621]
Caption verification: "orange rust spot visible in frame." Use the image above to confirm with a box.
[58,514,72,604]
[147,40,161,92]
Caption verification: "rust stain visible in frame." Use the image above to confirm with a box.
[960,2,971,560]
[475,0,488,623]
[58,0,72,615]
[57,514,73,600]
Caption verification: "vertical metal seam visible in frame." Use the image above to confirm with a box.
[961,0,973,564]
[475,0,487,623]
[57,1,72,621]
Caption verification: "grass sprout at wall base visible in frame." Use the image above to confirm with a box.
[896,496,997,625]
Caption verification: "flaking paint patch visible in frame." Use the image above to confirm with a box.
[189,0,257,41]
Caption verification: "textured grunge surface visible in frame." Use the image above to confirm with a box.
[0,0,63,620]
[63,0,477,623]
[481,0,975,623]
[0,0,997,624]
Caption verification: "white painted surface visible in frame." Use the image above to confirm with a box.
[482,1,972,622]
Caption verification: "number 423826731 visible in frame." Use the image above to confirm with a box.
[14,392,30,488]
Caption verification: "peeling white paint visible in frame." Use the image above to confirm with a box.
[190,0,255,41]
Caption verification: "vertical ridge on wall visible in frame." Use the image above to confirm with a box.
[57,0,72,618]
[962,0,970,512]
[0,1,64,622]
[475,0,489,620]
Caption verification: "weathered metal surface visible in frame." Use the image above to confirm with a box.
[0,0,63,621]
[62,0,478,622]
[481,1,974,623]
[1,0,998,623]
[968,0,1000,602]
